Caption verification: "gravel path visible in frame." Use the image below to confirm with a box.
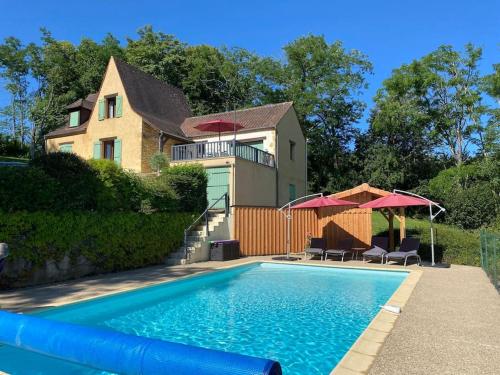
[370,265,500,375]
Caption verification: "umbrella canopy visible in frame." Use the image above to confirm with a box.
[359,193,429,209]
[194,120,243,134]
[291,196,358,209]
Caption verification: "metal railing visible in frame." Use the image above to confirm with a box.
[184,192,230,259]
[480,230,499,291]
[172,140,275,168]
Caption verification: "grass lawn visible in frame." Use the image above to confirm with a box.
[372,211,481,266]
[0,156,28,163]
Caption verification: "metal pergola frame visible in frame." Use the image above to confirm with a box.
[277,193,323,260]
[393,189,446,266]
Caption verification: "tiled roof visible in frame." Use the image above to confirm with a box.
[114,58,191,140]
[45,121,89,139]
[66,93,97,111]
[181,102,294,138]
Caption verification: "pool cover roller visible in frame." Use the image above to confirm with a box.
[0,310,282,375]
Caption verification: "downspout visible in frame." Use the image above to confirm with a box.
[158,130,164,152]
[275,128,279,207]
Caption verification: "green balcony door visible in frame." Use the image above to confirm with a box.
[207,167,230,209]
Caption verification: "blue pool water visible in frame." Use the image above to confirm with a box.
[0,262,406,374]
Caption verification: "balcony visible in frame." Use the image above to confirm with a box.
[171,140,275,168]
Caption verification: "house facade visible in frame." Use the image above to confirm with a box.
[46,57,306,208]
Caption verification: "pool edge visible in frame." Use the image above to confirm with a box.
[329,268,423,375]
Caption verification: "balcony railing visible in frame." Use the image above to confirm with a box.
[171,140,275,168]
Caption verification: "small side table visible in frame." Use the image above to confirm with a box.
[351,247,367,260]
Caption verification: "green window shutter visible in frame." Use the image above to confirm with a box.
[114,139,122,165]
[289,184,296,202]
[98,99,105,120]
[115,96,123,118]
[246,140,264,151]
[69,111,79,127]
[60,144,73,153]
[93,142,101,159]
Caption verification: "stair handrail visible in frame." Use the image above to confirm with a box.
[184,192,229,259]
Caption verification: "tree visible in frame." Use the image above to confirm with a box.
[125,25,186,87]
[0,37,31,144]
[253,35,373,191]
[481,63,500,158]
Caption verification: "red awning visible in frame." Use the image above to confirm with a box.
[358,193,430,209]
[194,120,244,133]
[291,196,358,209]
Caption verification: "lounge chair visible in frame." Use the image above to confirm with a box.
[362,237,389,264]
[385,238,421,266]
[304,238,326,260]
[324,238,354,262]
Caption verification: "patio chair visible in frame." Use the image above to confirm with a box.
[304,238,326,260]
[385,238,421,266]
[362,236,389,264]
[324,238,354,262]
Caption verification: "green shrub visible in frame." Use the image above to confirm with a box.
[162,164,208,212]
[373,212,480,266]
[0,135,29,157]
[0,167,61,212]
[0,211,195,277]
[150,152,169,174]
[427,158,500,229]
[31,152,100,210]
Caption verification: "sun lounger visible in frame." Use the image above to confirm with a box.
[324,238,354,262]
[304,238,326,260]
[363,237,389,264]
[385,238,421,266]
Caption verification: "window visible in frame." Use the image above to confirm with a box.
[59,144,73,153]
[289,184,296,202]
[102,140,114,160]
[69,111,79,127]
[107,97,116,118]
[289,141,296,161]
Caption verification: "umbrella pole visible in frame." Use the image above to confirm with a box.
[429,203,435,266]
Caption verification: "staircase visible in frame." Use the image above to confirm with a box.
[167,193,231,266]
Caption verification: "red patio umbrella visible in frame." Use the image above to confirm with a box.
[359,191,445,266]
[291,196,358,209]
[358,193,429,209]
[194,120,244,140]
[276,194,358,261]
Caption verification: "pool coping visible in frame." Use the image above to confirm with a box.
[1,259,422,375]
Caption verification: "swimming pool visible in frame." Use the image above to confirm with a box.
[0,262,407,375]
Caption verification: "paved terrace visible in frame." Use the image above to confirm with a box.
[0,257,499,375]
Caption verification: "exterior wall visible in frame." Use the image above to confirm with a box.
[141,124,186,173]
[171,157,277,207]
[276,107,306,206]
[46,57,144,172]
[46,133,86,154]
[191,129,276,154]
[233,158,276,207]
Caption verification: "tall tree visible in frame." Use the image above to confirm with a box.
[254,35,373,191]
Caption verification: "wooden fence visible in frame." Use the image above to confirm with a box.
[233,206,372,256]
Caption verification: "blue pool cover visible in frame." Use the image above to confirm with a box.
[0,310,281,375]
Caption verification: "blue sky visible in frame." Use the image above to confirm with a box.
[0,0,498,130]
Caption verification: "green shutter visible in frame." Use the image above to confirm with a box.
[114,139,122,165]
[69,111,79,127]
[246,140,264,151]
[289,184,296,202]
[93,142,101,159]
[98,99,105,120]
[115,96,123,117]
[60,144,73,153]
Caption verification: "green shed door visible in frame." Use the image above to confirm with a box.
[207,167,230,208]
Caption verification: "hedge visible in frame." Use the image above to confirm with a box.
[0,211,195,278]
[373,212,480,266]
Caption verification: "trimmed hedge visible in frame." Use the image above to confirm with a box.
[0,211,195,281]
[373,212,480,266]
[162,164,208,212]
